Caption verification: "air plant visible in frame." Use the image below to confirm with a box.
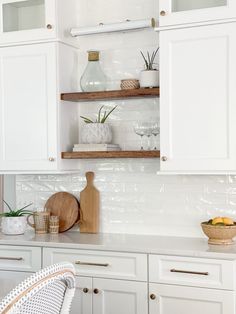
[0,200,33,217]
[140,47,159,71]
[80,105,117,124]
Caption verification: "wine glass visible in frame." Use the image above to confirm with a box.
[134,122,146,150]
[152,124,160,150]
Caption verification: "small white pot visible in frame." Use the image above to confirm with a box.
[1,216,27,235]
[139,70,159,88]
[81,123,112,144]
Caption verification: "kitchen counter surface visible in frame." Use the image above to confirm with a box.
[1,231,236,260]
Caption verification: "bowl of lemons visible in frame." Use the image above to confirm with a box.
[201,217,236,245]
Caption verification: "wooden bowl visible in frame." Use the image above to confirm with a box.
[201,222,236,245]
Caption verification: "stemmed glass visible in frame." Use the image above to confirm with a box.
[152,124,160,150]
[134,122,146,150]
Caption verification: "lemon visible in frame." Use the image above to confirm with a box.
[212,217,224,225]
[222,217,234,226]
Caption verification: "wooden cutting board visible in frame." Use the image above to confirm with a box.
[45,192,80,232]
[80,172,100,233]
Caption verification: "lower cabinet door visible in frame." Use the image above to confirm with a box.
[0,270,31,300]
[71,276,92,314]
[149,283,235,314]
[93,278,148,314]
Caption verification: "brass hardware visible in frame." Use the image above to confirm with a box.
[0,257,23,261]
[170,269,209,276]
[160,10,166,16]
[150,294,156,300]
[83,288,89,293]
[48,157,55,162]
[93,289,99,294]
[47,24,53,29]
[161,156,168,162]
[75,261,109,267]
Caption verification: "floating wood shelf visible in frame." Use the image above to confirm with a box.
[61,150,160,159]
[61,88,160,102]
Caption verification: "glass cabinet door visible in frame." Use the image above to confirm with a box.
[0,0,56,44]
[159,0,236,26]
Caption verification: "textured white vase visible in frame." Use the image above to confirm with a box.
[1,216,27,235]
[140,70,159,88]
[81,123,112,144]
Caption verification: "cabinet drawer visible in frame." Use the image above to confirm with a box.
[43,248,147,281]
[149,255,235,290]
[0,245,41,272]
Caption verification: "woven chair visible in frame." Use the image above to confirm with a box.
[0,262,76,314]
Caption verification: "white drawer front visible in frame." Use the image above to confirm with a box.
[0,245,41,272]
[149,255,235,290]
[43,248,147,281]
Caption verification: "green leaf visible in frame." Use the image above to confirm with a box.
[80,116,94,123]
[98,105,104,123]
[102,105,117,123]
[140,51,148,70]
[3,200,13,212]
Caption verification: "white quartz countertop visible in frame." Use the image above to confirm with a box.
[1,231,236,260]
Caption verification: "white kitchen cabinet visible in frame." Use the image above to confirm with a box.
[93,278,148,314]
[0,0,78,46]
[71,277,148,314]
[159,0,236,27]
[71,276,93,314]
[160,22,236,171]
[0,42,79,172]
[0,270,30,300]
[149,283,235,314]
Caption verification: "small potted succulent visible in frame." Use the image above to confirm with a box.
[0,201,33,235]
[140,48,159,88]
[80,105,117,144]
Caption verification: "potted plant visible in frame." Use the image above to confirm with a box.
[80,105,117,144]
[140,48,159,88]
[0,201,33,235]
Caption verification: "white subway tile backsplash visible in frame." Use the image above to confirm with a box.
[15,162,236,238]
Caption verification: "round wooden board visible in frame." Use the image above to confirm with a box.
[45,192,80,232]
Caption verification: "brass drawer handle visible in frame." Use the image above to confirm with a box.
[170,269,209,276]
[0,257,23,261]
[75,261,109,267]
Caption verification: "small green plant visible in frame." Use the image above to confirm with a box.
[140,47,159,71]
[80,105,117,124]
[0,200,33,217]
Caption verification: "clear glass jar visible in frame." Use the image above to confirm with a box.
[80,50,107,92]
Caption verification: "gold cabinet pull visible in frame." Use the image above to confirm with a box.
[0,257,23,261]
[93,289,99,294]
[160,10,166,16]
[47,24,53,29]
[83,288,89,293]
[170,269,209,276]
[150,294,156,300]
[75,261,109,267]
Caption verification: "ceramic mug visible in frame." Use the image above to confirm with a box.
[27,211,50,234]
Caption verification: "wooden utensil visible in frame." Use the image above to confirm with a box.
[45,192,79,232]
[80,172,100,233]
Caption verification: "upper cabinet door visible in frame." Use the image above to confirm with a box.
[160,22,236,172]
[0,43,58,171]
[159,0,236,27]
[0,0,56,45]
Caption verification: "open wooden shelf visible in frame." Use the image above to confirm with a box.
[61,88,160,102]
[61,150,160,159]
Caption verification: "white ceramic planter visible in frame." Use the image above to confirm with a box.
[1,216,27,235]
[81,123,112,144]
[139,70,159,88]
